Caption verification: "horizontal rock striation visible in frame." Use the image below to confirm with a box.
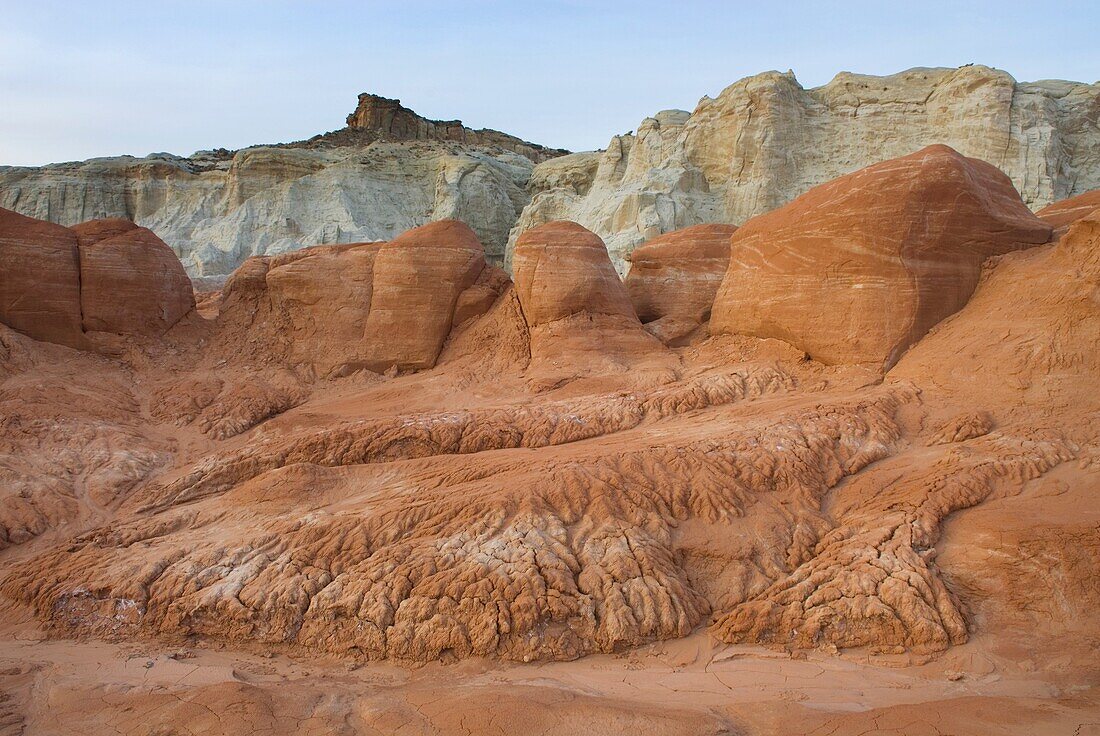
[711,145,1052,367]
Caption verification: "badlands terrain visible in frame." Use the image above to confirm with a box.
[0,67,1098,735]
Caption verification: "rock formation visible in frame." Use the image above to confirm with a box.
[1,139,1099,736]
[0,144,535,278]
[711,145,1052,367]
[4,67,1098,279]
[0,92,565,277]
[0,208,194,347]
[512,221,667,383]
[0,207,85,348]
[263,241,381,374]
[360,220,487,372]
[74,220,195,336]
[624,223,736,344]
[509,66,1099,271]
[341,93,566,163]
[891,206,1100,420]
[1036,188,1100,238]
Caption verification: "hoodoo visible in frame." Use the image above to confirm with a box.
[74,220,195,336]
[512,220,667,381]
[0,208,195,347]
[0,207,85,348]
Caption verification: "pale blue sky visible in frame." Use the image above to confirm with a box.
[1,0,1096,166]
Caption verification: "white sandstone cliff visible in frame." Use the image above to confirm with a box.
[0,144,537,278]
[3,67,1096,278]
[508,65,1100,272]
[0,95,566,277]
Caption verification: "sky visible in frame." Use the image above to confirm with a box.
[1,0,1096,166]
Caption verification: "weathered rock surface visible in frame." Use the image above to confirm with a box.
[0,209,196,346]
[360,220,486,372]
[510,66,1099,271]
[0,144,534,277]
[512,221,666,383]
[181,223,501,379]
[1,146,1098,736]
[263,242,381,373]
[0,207,84,348]
[1036,188,1100,237]
[711,145,1052,367]
[0,93,561,276]
[7,67,1097,278]
[75,221,195,336]
[342,93,567,163]
[513,221,637,327]
[891,206,1100,422]
[624,224,736,344]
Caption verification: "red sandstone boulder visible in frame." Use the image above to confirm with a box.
[69,218,142,248]
[75,221,195,336]
[265,242,381,375]
[0,207,85,348]
[625,223,737,344]
[712,145,1052,368]
[360,220,486,372]
[512,221,666,382]
[1036,189,1100,239]
[513,221,637,326]
[0,210,195,347]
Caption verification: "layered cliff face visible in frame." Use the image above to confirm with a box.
[0,144,536,278]
[509,65,1100,271]
[340,93,567,163]
[0,96,563,277]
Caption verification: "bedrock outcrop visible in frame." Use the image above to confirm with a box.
[0,208,194,347]
[360,220,488,372]
[1,146,1097,706]
[188,221,505,379]
[0,92,566,277]
[6,66,1097,279]
[624,223,736,344]
[0,207,85,348]
[711,145,1052,367]
[73,219,195,336]
[509,65,1099,271]
[342,93,567,163]
[1036,188,1100,238]
[512,221,667,382]
[0,144,534,278]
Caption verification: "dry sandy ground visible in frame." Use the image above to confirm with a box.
[1,609,1097,736]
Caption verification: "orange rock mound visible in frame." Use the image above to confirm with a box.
[0,207,85,348]
[1036,188,1100,238]
[625,223,737,344]
[0,209,195,346]
[360,220,487,372]
[512,221,668,384]
[76,221,195,336]
[712,145,1052,368]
